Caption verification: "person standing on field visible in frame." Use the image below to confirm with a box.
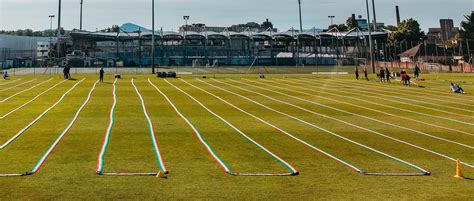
[363,67,369,81]
[413,64,421,79]
[355,66,360,80]
[99,68,105,82]
[63,65,68,79]
[379,68,386,82]
[385,67,391,83]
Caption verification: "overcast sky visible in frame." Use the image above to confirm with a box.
[0,0,473,32]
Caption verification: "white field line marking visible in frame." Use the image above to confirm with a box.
[322,79,474,117]
[343,78,474,107]
[0,79,37,93]
[29,80,99,174]
[131,78,168,174]
[333,78,474,104]
[348,78,474,103]
[0,80,67,120]
[164,79,298,175]
[208,79,432,173]
[96,79,117,174]
[271,78,474,137]
[299,78,474,126]
[0,79,85,150]
[0,79,22,86]
[242,78,474,150]
[332,77,474,101]
[327,79,474,112]
[0,78,53,103]
[147,79,232,174]
[182,79,364,174]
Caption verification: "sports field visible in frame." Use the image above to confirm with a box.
[0,73,473,200]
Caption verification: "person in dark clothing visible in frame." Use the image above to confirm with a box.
[401,70,410,86]
[66,64,71,79]
[413,64,421,79]
[63,66,68,79]
[385,67,391,83]
[99,68,105,82]
[3,71,9,80]
[355,66,360,80]
[363,67,369,81]
[379,68,386,82]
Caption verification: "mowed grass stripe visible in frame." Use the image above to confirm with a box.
[186,78,366,174]
[1,75,474,200]
[209,79,430,175]
[97,79,162,174]
[0,79,68,120]
[241,78,474,150]
[326,78,474,112]
[0,78,93,173]
[0,78,53,103]
[330,78,474,108]
[298,78,474,126]
[333,76,474,101]
[131,78,168,175]
[234,78,474,168]
[0,79,85,150]
[0,78,22,86]
[314,79,473,118]
[287,78,474,131]
[272,78,474,137]
[161,78,296,174]
[29,80,100,175]
[164,79,298,176]
[0,79,37,92]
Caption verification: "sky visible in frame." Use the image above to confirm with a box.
[0,0,473,32]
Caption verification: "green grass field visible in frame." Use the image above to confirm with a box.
[0,73,473,200]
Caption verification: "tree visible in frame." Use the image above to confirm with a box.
[388,18,425,45]
[384,25,398,32]
[459,12,474,40]
[346,16,358,29]
[24,29,34,36]
[327,24,348,32]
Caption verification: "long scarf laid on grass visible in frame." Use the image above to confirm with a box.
[96,79,168,176]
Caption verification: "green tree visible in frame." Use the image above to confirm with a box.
[384,25,398,32]
[459,12,474,40]
[327,24,348,32]
[388,18,425,45]
[346,16,358,29]
[24,29,34,36]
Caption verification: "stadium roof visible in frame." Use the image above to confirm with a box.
[70,29,387,41]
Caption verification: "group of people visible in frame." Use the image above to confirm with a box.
[354,66,370,81]
[62,65,105,82]
[355,66,392,82]
[355,64,421,86]
[378,67,391,83]
[354,63,467,94]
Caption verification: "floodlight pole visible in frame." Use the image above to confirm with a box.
[49,15,55,62]
[151,0,156,74]
[371,0,377,31]
[57,0,62,63]
[328,16,335,25]
[80,0,83,31]
[365,0,375,73]
[298,0,303,32]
